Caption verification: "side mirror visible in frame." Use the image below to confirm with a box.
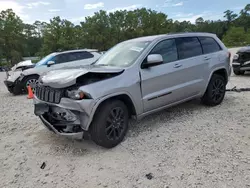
[47,61,55,67]
[142,54,163,68]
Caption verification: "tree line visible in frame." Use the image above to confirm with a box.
[0,4,250,65]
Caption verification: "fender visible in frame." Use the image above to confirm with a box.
[203,66,228,94]
[85,91,137,129]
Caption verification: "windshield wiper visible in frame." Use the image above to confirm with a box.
[90,59,99,65]
[94,64,110,66]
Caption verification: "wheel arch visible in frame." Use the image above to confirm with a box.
[23,74,40,80]
[203,67,228,95]
[212,68,228,83]
[95,92,137,117]
[86,92,137,130]
[21,74,40,90]
[208,68,228,85]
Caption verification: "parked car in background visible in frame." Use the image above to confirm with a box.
[0,67,6,72]
[100,51,106,54]
[10,60,35,71]
[33,33,231,148]
[4,49,101,95]
[232,46,250,75]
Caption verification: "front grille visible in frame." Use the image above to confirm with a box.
[35,85,63,104]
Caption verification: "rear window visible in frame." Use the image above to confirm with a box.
[175,37,203,59]
[199,37,221,54]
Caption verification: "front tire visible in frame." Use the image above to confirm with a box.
[233,69,245,75]
[90,100,129,148]
[22,75,39,93]
[201,74,226,106]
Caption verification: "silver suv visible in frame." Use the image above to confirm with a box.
[33,33,231,148]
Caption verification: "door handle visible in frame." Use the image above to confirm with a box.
[204,56,211,60]
[174,64,182,68]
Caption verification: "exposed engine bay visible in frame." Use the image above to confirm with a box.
[232,46,250,75]
[35,70,123,104]
[75,71,122,86]
[39,66,124,89]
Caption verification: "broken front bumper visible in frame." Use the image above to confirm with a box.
[232,60,250,71]
[33,96,96,139]
[39,114,84,139]
[4,75,23,93]
[4,80,15,91]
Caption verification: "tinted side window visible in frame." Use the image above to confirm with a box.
[67,52,94,61]
[67,53,78,62]
[54,52,95,64]
[53,54,69,64]
[78,52,94,59]
[176,37,202,59]
[199,37,221,54]
[150,39,178,64]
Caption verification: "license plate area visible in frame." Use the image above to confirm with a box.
[34,103,49,116]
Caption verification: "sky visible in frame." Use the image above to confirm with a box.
[0,0,248,24]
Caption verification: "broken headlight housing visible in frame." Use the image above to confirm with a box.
[19,73,25,81]
[233,54,239,60]
[66,90,91,100]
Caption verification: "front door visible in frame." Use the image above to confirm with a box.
[140,37,205,113]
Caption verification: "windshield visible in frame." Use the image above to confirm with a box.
[95,41,151,67]
[35,53,57,67]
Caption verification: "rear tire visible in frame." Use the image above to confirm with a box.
[201,74,226,106]
[233,69,245,75]
[90,100,129,148]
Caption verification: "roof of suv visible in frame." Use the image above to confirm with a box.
[56,49,98,55]
[128,32,217,42]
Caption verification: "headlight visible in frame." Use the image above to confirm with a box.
[19,73,25,81]
[66,90,91,100]
[233,54,239,60]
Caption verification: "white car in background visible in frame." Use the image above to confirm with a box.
[4,49,101,95]
[11,60,35,71]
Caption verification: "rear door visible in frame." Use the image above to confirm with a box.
[198,36,224,80]
[140,37,205,112]
[174,37,207,97]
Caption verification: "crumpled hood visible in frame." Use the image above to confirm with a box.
[11,60,33,71]
[40,66,124,88]
[238,46,250,53]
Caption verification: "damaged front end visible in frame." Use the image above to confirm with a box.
[34,102,87,139]
[232,46,250,73]
[34,66,124,139]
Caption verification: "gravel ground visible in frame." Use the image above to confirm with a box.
[0,48,250,188]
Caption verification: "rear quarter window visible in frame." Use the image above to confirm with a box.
[76,52,94,60]
[175,37,203,59]
[67,52,94,62]
[199,37,222,54]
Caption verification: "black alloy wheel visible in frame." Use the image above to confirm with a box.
[211,78,225,103]
[90,100,129,148]
[105,107,126,140]
[201,74,226,106]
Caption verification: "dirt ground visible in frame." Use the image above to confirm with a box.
[0,48,250,188]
